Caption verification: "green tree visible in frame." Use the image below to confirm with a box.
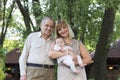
[0,48,6,80]
[15,0,33,37]
[0,0,120,80]
[90,0,120,80]
[32,0,42,30]
[0,0,15,48]
[91,7,116,80]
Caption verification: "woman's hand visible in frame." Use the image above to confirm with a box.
[71,54,79,65]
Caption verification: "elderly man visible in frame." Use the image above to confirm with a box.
[19,16,55,80]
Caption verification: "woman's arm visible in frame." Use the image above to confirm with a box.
[80,42,93,65]
[49,42,67,59]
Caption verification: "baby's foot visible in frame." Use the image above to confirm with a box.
[73,70,80,74]
[80,63,87,67]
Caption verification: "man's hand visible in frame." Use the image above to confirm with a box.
[20,75,27,80]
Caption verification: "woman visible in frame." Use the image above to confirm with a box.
[49,20,92,80]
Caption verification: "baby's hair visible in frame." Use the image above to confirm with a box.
[55,37,65,43]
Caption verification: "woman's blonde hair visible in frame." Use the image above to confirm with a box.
[54,20,74,38]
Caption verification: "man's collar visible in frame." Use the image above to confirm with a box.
[39,31,42,37]
[39,31,53,40]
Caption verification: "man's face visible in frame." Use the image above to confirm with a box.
[41,19,54,37]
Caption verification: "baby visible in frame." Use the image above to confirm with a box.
[54,37,86,73]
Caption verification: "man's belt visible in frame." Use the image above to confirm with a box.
[27,63,54,69]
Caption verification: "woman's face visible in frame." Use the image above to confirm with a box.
[57,25,69,38]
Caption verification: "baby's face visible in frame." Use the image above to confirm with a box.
[56,38,65,48]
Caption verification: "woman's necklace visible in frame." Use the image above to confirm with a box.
[64,39,73,46]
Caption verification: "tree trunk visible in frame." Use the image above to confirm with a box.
[90,7,116,80]
[0,0,15,48]
[15,0,33,36]
[32,0,42,31]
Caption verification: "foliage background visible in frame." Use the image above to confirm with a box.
[0,0,120,80]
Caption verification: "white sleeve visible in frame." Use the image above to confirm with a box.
[54,45,61,51]
[64,46,72,51]
[19,33,32,76]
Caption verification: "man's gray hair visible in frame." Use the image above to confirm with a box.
[40,16,55,26]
